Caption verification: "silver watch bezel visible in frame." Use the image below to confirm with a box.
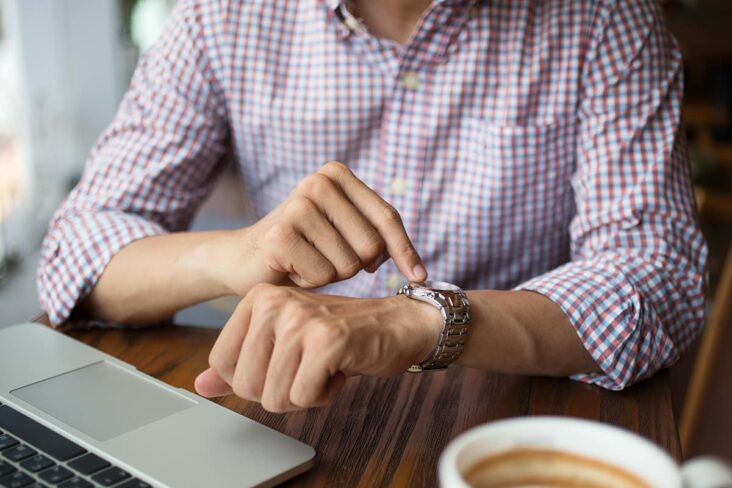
[397,281,471,372]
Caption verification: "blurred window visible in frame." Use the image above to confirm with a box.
[0,0,25,270]
[0,0,172,279]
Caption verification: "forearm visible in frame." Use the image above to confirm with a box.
[78,162,428,326]
[80,229,249,325]
[455,290,599,377]
[197,286,602,408]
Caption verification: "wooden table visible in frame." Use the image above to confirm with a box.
[38,318,681,487]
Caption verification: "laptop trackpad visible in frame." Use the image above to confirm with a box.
[12,361,195,441]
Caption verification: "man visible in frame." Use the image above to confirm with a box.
[39,0,706,412]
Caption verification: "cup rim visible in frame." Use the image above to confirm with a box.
[438,415,680,488]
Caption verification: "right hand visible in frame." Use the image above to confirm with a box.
[222,161,427,293]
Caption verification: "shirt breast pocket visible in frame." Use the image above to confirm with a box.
[449,118,577,282]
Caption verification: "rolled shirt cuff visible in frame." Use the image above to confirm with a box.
[38,211,166,327]
[514,259,677,390]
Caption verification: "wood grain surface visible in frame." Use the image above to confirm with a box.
[39,319,681,486]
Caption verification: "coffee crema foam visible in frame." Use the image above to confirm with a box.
[462,448,651,488]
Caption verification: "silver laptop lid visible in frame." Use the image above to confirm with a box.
[0,323,314,487]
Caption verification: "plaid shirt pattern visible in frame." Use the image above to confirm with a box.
[38,0,707,390]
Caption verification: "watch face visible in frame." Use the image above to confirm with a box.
[420,280,461,292]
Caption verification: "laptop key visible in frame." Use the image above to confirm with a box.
[116,479,152,488]
[0,407,85,462]
[20,454,55,473]
[57,479,92,488]
[91,467,130,486]
[0,471,34,488]
[0,436,18,451]
[0,462,15,478]
[38,466,73,484]
[2,445,37,462]
[66,453,109,475]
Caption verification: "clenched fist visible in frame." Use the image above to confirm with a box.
[194,283,442,412]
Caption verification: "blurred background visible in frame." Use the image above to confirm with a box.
[0,0,174,321]
[0,0,730,465]
[0,0,248,327]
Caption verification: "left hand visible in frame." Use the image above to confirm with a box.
[194,283,442,412]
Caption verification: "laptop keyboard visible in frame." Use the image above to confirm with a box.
[0,403,152,488]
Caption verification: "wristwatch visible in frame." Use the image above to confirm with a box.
[397,280,471,372]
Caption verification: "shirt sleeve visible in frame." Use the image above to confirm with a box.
[514,0,708,390]
[37,0,229,326]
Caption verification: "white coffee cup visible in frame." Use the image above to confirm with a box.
[439,416,732,488]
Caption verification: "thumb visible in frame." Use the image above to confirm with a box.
[195,368,233,398]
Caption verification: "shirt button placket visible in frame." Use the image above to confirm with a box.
[388,65,421,293]
[387,45,422,293]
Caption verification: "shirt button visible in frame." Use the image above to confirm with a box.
[391,178,407,196]
[387,273,403,294]
[402,71,420,90]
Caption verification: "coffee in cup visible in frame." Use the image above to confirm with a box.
[439,417,732,488]
[463,447,649,488]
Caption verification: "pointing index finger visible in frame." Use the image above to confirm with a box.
[319,162,428,282]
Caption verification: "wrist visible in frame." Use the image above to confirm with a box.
[193,228,251,296]
[393,294,444,364]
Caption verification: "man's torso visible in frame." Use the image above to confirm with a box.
[201,0,596,296]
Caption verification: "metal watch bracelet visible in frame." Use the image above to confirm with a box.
[396,280,471,372]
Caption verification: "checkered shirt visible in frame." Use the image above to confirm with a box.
[38,0,708,390]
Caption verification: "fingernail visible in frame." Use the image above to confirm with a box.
[412,264,427,281]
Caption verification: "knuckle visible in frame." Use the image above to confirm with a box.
[266,222,296,247]
[248,282,273,298]
[281,309,310,335]
[320,161,351,177]
[235,295,252,313]
[208,349,232,377]
[286,195,317,219]
[290,305,313,323]
[268,285,291,301]
[308,320,346,346]
[380,204,403,225]
[280,320,301,337]
[322,265,338,284]
[341,258,362,278]
[299,173,333,195]
[290,389,313,409]
[255,286,289,309]
[232,376,261,401]
[309,263,337,287]
[359,234,385,260]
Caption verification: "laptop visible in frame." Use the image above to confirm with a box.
[0,323,315,488]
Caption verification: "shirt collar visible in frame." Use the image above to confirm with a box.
[319,0,476,39]
[321,0,343,10]
[321,0,465,9]
[320,0,364,37]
